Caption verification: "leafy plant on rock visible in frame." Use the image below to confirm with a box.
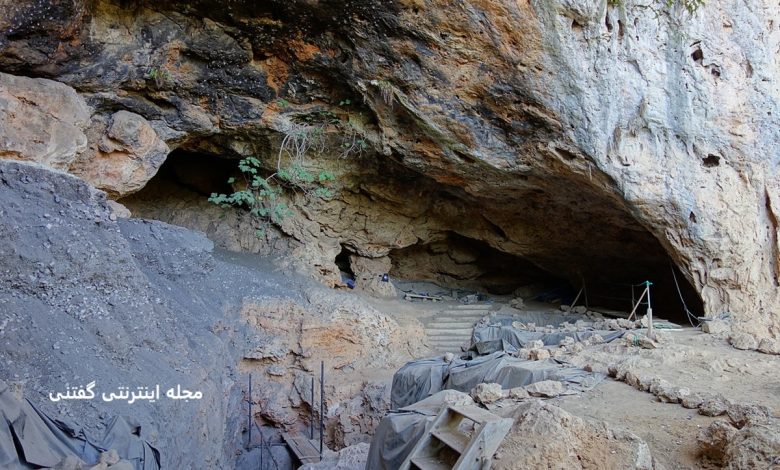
[146,66,173,88]
[208,157,291,238]
[668,0,704,13]
[209,104,371,238]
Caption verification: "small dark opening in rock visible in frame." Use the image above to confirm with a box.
[691,48,704,64]
[605,15,613,32]
[335,245,354,278]
[120,148,244,231]
[148,148,237,196]
[710,66,721,78]
[702,154,720,167]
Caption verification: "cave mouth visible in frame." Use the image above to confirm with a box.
[335,245,355,279]
[124,148,705,326]
[144,148,238,197]
[389,233,568,297]
[387,231,704,326]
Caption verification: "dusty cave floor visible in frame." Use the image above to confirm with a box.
[339,286,779,469]
[555,380,718,470]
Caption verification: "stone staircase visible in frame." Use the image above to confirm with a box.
[423,304,495,353]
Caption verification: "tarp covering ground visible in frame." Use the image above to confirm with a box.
[472,325,625,349]
[0,381,160,470]
[391,351,605,409]
[367,390,474,470]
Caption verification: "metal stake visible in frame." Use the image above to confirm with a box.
[570,285,583,308]
[248,374,252,449]
[310,376,315,440]
[319,361,324,459]
[646,281,654,340]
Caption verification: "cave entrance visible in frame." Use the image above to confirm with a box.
[130,148,237,198]
[121,148,244,232]
[123,147,705,326]
[387,232,703,326]
[335,245,355,282]
[389,233,569,297]
[580,263,703,326]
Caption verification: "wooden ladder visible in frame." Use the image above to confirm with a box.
[400,405,513,470]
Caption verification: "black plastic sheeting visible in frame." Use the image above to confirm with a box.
[367,390,474,470]
[472,325,625,349]
[391,351,605,409]
[0,381,160,470]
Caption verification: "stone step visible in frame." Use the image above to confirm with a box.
[432,313,481,318]
[425,321,476,328]
[425,328,473,335]
[433,314,484,320]
[428,344,468,349]
[427,334,470,340]
[440,309,490,314]
[427,339,471,344]
[428,343,467,349]
[452,305,494,310]
[434,315,486,321]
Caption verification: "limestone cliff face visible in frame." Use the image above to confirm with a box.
[0,0,778,339]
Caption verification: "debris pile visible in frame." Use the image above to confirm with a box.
[492,400,657,470]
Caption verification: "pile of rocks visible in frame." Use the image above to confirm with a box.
[698,407,780,468]
[607,362,771,419]
[492,400,657,469]
[514,335,604,361]
[470,380,567,405]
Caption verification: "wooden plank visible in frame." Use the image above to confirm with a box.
[282,432,320,464]
[404,293,443,301]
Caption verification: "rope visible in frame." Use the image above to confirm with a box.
[670,261,699,327]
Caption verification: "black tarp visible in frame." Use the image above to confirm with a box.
[472,325,625,348]
[366,390,474,470]
[0,381,160,470]
[391,352,604,409]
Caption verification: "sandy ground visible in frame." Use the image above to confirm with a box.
[555,379,719,469]
[362,290,779,469]
[569,329,780,416]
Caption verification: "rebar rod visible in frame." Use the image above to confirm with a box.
[319,361,324,459]
[248,373,252,449]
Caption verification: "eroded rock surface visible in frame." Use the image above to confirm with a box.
[1,1,778,335]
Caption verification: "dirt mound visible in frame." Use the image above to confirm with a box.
[494,399,657,469]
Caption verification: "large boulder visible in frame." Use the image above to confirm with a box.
[0,72,91,169]
[0,73,169,197]
[71,110,170,197]
[698,417,780,468]
[494,400,657,469]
